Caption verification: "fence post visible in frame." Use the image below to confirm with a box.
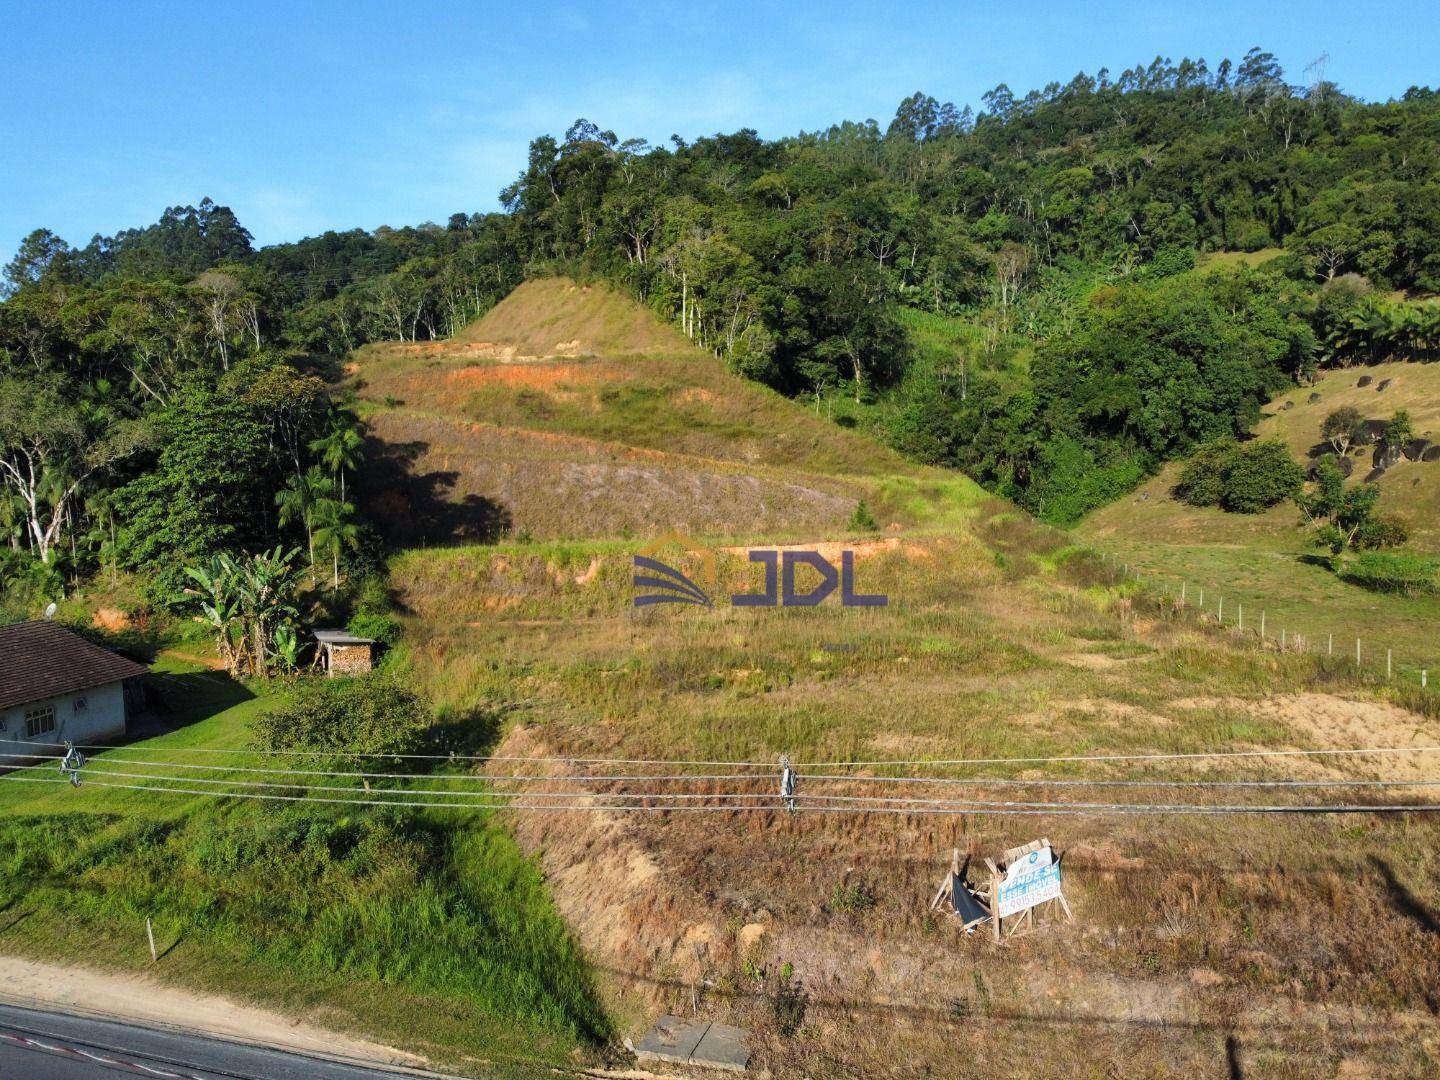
[1238,603,1243,632]
[1260,610,1266,639]
[1424,670,1429,689]
[1281,628,1286,650]
[1198,588,1204,609]
[1356,638,1362,667]
[1180,582,1186,606]
[146,918,157,964]
[1218,596,1224,623]
[1387,649,1393,679]
[1328,633,1333,657]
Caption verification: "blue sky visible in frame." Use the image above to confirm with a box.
[1,1,1434,264]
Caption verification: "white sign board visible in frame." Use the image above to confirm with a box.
[995,860,1062,919]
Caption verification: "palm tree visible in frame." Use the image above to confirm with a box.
[309,416,363,502]
[275,467,334,574]
[313,499,361,589]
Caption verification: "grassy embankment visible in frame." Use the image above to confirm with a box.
[0,650,608,1076]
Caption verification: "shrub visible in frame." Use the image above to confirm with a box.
[849,500,879,532]
[348,612,402,647]
[1337,552,1439,596]
[1174,439,1302,513]
[1174,440,1234,507]
[1352,514,1409,550]
[1220,440,1305,513]
[251,673,432,757]
[1383,409,1415,448]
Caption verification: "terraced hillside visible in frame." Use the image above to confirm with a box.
[350,277,982,543]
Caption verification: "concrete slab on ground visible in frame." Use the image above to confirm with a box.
[634,1016,750,1072]
[634,1016,708,1066]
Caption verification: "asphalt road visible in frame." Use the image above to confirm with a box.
[0,1002,432,1079]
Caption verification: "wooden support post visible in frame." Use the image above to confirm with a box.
[1281,628,1286,650]
[146,918,157,964]
[1237,603,1243,632]
[1328,633,1333,657]
[992,868,1002,943]
[1218,596,1223,622]
[1356,638,1362,667]
[1260,610,1266,639]
[1387,649,1393,679]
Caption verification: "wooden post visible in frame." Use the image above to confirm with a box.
[1281,628,1286,650]
[1260,610,1266,639]
[1328,633,1333,657]
[1218,596,1223,622]
[1237,603,1243,632]
[1180,582,1186,606]
[1356,638,1362,666]
[1198,588,1204,609]
[1424,670,1429,689]
[146,918,157,964]
[992,868,1002,943]
[1387,649,1393,679]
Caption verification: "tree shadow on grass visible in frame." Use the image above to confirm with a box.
[355,436,512,549]
[1369,856,1440,935]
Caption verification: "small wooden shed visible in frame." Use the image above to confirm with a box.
[313,630,376,676]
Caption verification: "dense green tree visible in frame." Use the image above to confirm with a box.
[114,390,274,600]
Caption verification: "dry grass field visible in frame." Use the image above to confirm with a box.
[353,279,1440,1075]
[390,507,1440,1077]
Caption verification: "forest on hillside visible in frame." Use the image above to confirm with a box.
[3,48,1439,615]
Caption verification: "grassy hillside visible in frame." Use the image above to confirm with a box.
[387,504,1440,1077]
[0,652,605,1074]
[350,277,983,543]
[1080,360,1440,675]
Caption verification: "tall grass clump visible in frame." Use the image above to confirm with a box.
[0,807,610,1049]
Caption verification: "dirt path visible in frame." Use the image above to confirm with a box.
[0,955,427,1068]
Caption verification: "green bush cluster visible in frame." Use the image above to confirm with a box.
[250,674,432,758]
[1338,552,1439,596]
[1174,439,1305,513]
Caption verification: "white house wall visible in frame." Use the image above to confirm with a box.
[0,681,128,748]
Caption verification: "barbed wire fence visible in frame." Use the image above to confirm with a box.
[1094,550,1436,692]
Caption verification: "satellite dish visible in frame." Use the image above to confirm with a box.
[43,602,58,620]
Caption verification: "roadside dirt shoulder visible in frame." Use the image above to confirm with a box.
[0,955,427,1069]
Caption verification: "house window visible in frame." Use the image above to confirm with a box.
[24,705,56,738]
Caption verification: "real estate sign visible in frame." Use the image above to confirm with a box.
[995,854,1062,919]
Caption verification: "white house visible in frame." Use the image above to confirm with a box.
[0,620,148,749]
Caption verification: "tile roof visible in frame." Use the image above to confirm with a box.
[0,620,148,712]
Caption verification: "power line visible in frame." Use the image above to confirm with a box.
[792,745,1440,768]
[14,738,1440,770]
[4,739,773,767]
[14,754,1440,790]
[76,768,784,801]
[0,753,772,784]
[10,772,1440,817]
